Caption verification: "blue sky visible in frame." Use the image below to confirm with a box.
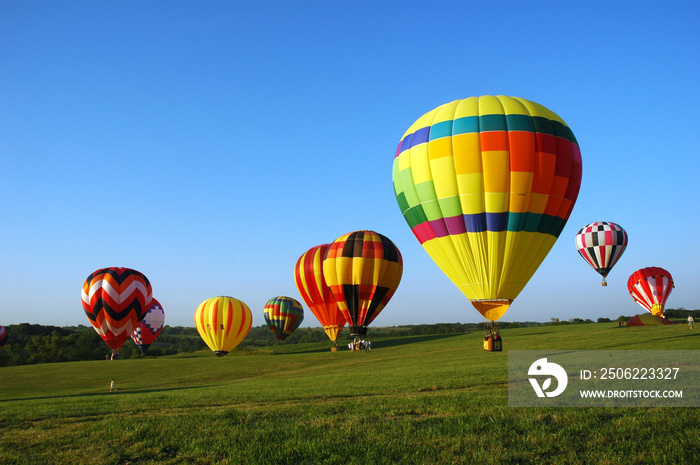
[2,1,699,329]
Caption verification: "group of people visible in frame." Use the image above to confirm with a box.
[348,339,371,352]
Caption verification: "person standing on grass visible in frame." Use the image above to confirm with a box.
[688,315,695,330]
[110,379,116,391]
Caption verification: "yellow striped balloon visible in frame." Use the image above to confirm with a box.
[195,296,252,357]
[393,96,582,321]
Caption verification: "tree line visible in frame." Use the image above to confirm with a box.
[1,308,697,367]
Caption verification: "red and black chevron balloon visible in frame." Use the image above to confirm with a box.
[81,267,152,351]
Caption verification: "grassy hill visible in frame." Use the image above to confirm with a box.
[1,323,699,464]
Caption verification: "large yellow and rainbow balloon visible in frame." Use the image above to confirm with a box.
[393,96,582,321]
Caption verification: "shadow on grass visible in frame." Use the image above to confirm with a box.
[274,333,467,355]
[281,348,342,355]
[507,330,559,337]
[365,333,465,349]
[0,384,217,403]
[599,332,700,349]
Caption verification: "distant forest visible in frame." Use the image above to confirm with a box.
[1,308,697,367]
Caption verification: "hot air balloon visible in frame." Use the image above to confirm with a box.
[628,267,674,317]
[131,298,165,354]
[575,221,628,286]
[263,296,304,340]
[0,325,8,349]
[625,313,675,326]
[195,296,252,357]
[295,244,346,348]
[392,95,582,323]
[322,230,403,336]
[81,267,152,351]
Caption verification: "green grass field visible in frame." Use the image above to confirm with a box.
[2,323,699,464]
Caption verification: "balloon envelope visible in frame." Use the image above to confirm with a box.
[195,296,252,356]
[626,313,675,326]
[322,230,403,336]
[81,267,152,351]
[575,221,628,285]
[294,244,346,343]
[131,298,165,353]
[263,296,304,340]
[393,95,582,321]
[0,325,7,349]
[628,267,674,317]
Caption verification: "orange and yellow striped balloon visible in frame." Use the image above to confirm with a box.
[195,296,252,357]
[393,96,582,321]
[294,244,346,343]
